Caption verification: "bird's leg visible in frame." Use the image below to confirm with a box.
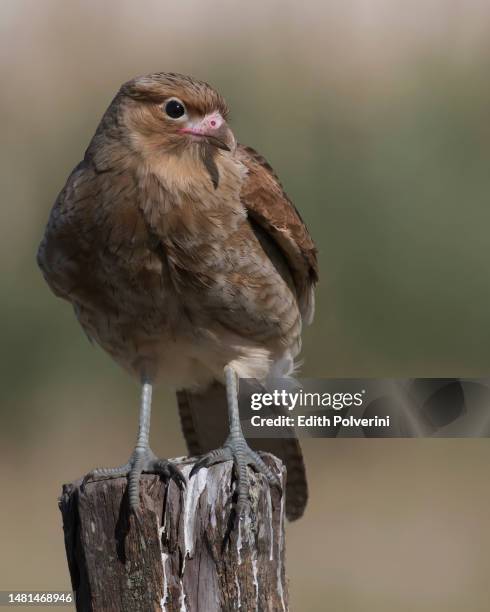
[190,365,281,519]
[82,382,185,512]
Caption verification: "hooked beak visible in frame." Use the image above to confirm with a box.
[179,112,235,152]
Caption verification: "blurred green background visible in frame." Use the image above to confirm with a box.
[2,1,490,610]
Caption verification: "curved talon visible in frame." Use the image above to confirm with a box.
[129,504,144,528]
[249,453,282,491]
[146,459,187,490]
[189,447,232,478]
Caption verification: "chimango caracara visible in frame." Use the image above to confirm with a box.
[37,72,318,522]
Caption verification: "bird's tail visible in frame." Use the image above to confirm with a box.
[177,380,308,521]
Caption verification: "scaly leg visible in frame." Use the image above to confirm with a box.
[82,382,185,512]
[190,365,281,519]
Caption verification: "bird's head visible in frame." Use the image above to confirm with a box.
[118,72,236,157]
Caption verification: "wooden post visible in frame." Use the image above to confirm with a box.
[59,455,288,612]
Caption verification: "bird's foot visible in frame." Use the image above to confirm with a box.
[81,447,185,512]
[190,435,281,522]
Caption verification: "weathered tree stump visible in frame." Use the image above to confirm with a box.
[59,455,288,612]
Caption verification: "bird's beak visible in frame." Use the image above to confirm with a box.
[179,112,235,152]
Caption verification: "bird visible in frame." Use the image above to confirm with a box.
[37,72,318,522]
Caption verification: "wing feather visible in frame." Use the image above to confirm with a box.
[238,144,318,324]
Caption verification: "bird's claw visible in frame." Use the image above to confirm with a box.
[189,446,233,477]
[81,449,185,511]
[81,461,132,492]
[144,458,187,490]
[190,436,281,522]
[250,450,282,491]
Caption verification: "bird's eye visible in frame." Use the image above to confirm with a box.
[164,99,186,119]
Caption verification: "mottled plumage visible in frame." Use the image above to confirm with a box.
[38,72,318,520]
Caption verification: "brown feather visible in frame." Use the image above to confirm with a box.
[237,144,318,323]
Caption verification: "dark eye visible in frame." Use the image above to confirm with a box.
[164,99,186,119]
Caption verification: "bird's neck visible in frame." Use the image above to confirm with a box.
[136,147,248,239]
[145,146,246,203]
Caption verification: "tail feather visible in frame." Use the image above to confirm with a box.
[177,381,308,521]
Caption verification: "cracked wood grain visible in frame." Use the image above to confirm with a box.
[59,454,288,612]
